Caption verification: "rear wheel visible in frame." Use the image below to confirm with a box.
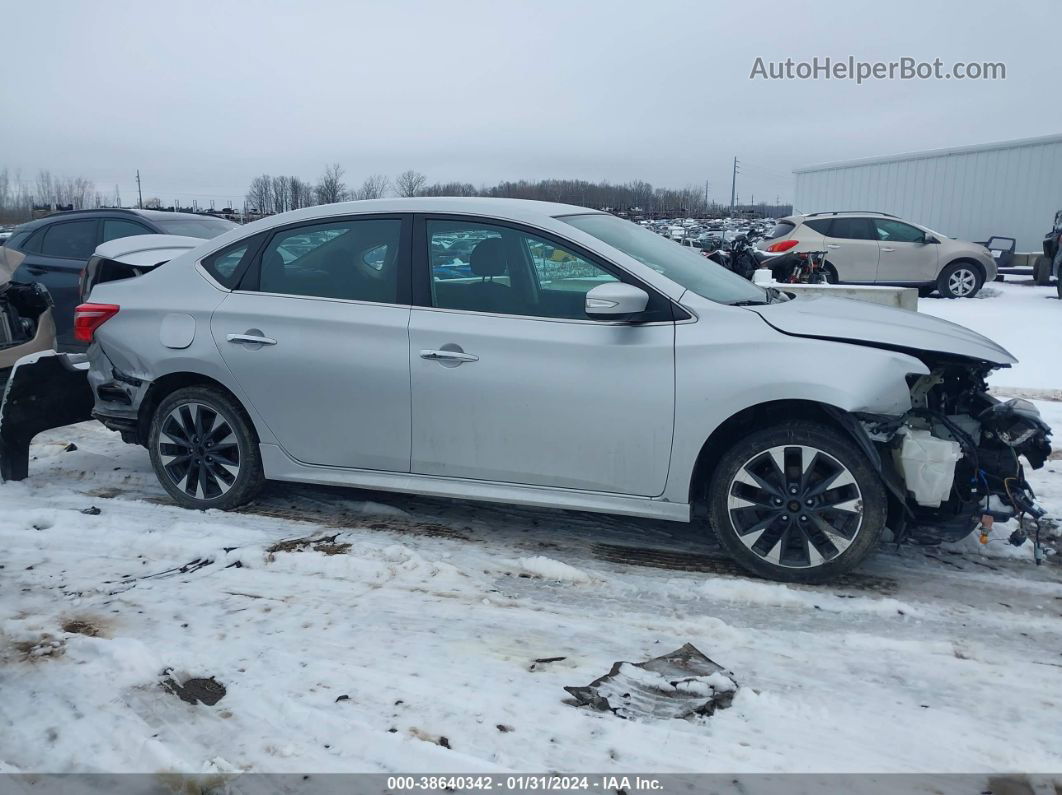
[937,262,983,298]
[707,422,887,583]
[148,386,263,510]
[822,262,839,284]
[917,285,936,298]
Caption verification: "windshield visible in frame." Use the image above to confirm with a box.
[561,214,767,304]
[155,216,238,239]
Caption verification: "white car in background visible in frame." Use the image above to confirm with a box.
[758,211,997,298]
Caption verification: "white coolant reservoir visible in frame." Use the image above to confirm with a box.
[893,428,963,508]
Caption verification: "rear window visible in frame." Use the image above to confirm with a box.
[765,221,795,240]
[154,216,238,239]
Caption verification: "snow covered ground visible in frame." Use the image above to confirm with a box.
[1,279,1060,777]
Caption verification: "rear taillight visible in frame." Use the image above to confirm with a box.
[765,239,799,253]
[73,303,120,343]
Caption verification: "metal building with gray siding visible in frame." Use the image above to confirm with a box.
[793,134,1062,252]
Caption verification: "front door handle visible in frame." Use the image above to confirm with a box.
[880,247,896,253]
[227,333,277,346]
[420,349,479,363]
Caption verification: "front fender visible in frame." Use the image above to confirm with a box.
[662,313,928,504]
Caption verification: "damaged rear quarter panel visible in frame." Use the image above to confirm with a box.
[85,263,280,447]
[663,304,929,503]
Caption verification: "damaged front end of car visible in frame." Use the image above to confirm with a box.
[860,356,1052,553]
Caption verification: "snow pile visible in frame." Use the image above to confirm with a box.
[699,577,919,617]
[513,555,595,583]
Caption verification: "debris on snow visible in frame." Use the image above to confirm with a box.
[565,643,738,720]
[161,672,227,706]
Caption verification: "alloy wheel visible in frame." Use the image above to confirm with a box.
[726,445,864,569]
[947,268,978,297]
[157,402,241,500]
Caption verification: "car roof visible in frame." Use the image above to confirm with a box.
[237,197,605,236]
[787,211,898,223]
[13,208,231,231]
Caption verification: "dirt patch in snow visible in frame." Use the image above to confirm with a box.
[241,504,471,541]
[13,635,65,662]
[61,616,107,638]
[591,543,899,594]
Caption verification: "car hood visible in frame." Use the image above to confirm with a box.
[746,295,1017,365]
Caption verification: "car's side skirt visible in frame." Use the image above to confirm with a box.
[260,444,691,522]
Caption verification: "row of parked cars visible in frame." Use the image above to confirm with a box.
[0,198,1052,584]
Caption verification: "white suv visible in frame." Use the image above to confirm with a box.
[758,212,997,298]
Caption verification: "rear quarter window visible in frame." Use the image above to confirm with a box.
[804,219,832,234]
[765,221,795,240]
[202,236,261,289]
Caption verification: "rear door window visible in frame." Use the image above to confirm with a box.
[827,217,876,241]
[40,220,98,258]
[251,218,404,304]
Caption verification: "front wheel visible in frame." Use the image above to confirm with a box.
[707,422,887,583]
[937,262,983,298]
[148,386,264,510]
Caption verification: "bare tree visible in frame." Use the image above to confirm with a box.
[394,169,427,198]
[314,162,348,204]
[271,175,292,213]
[354,174,390,200]
[245,174,273,214]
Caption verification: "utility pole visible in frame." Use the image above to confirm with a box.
[729,157,740,218]
[704,179,709,210]
[136,170,143,209]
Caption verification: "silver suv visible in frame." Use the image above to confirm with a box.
[73,198,1049,583]
[758,211,997,298]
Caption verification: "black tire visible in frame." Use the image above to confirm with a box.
[822,262,839,284]
[1057,277,1061,301]
[148,386,263,510]
[1033,256,1051,286]
[706,421,887,584]
[937,261,983,299]
[917,285,936,298]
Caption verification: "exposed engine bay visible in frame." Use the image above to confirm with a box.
[861,355,1052,555]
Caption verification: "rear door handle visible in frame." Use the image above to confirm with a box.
[880,247,896,253]
[826,244,841,249]
[227,333,277,345]
[420,349,479,363]
[26,266,48,276]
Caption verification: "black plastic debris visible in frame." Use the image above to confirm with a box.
[80,506,101,516]
[161,673,227,706]
[565,643,737,720]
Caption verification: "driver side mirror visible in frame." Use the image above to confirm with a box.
[585,282,649,321]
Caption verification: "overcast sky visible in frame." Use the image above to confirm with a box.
[2,0,1059,208]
